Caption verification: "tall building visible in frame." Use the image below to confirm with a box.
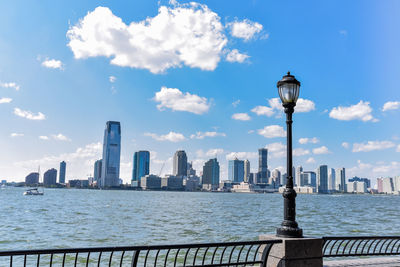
[271,169,281,187]
[228,158,244,183]
[328,168,336,191]
[244,159,250,183]
[335,168,346,192]
[59,161,66,184]
[303,171,317,187]
[202,158,220,186]
[257,148,268,183]
[93,159,102,184]
[132,151,150,183]
[43,168,57,186]
[296,166,303,185]
[101,121,121,188]
[317,165,328,193]
[187,162,196,176]
[25,172,39,185]
[173,150,187,177]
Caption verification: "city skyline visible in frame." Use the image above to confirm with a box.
[1,1,400,184]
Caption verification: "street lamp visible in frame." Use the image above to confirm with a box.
[276,72,303,238]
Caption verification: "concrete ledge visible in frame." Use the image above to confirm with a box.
[260,234,323,267]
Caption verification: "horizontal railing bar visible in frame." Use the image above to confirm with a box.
[0,240,281,257]
[184,260,263,267]
[323,236,400,240]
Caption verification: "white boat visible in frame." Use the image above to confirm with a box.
[23,188,44,196]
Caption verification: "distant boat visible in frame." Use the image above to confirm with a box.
[23,166,44,196]
[23,188,44,196]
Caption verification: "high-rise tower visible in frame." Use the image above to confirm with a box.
[257,148,268,183]
[228,158,244,183]
[59,161,66,184]
[101,121,121,188]
[173,150,187,177]
[202,158,220,186]
[132,151,150,183]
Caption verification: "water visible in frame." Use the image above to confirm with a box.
[1,187,399,250]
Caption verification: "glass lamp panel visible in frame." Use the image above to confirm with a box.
[279,84,299,103]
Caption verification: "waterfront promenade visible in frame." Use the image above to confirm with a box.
[324,257,400,266]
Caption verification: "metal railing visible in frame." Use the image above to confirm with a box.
[0,240,281,266]
[323,236,400,257]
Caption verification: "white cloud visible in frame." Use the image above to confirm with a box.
[293,148,310,157]
[342,142,350,149]
[339,30,348,36]
[10,133,24,137]
[0,97,12,104]
[225,49,249,63]
[41,58,63,69]
[298,137,319,144]
[329,101,376,122]
[52,133,71,141]
[232,99,240,107]
[247,130,254,134]
[15,142,102,181]
[312,146,330,154]
[14,108,46,120]
[197,148,225,158]
[109,76,117,83]
[265,142,286,158]
[39,136,49,140]
[306,157,316,164]
[154,86,210,115]
[251,98,315,117]
[226,152,257,160]
[144,131,186,142]
[232,113,251,121]
[67,4,232,73]
[229,19,263,41]
[296,98,315,113]
[352,141,395,152]
[348,160,400,178]
[257,125,286,138]
[251,105,274,117]
[190,131,226,139]
[382,101,400,111]
[397,145,400,152]
[0,82,20,91]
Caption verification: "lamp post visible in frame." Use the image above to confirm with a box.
[276,72,303,238]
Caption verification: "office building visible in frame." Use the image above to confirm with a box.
[93,159,102,184]
[141,175,161,190]
[303,171,316,187]
[173,150,187,177]
[59,161,66,184]
[43,168,57,186]
[161,175,184,190]
[101,121,121,187]
[328,168,336,191]
[381,177,394,194]
[317,165,328,193]
[228,158,244,183]
[25,172,39,185]
[187,162,196,176]
[244,159,250,183]
[393,176,400,193]
[335,168,346,192]
[271,169,281,188]
[202,158,220,186]
[300,173,308,186]
[132,151,150,185]
[296,166,303,186]
[257,148,268,183]
[349,177,371,189]
[347,181,367,193]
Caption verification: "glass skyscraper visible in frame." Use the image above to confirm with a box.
[228,158,244,183]
[59,161,66,184]
[93,159,102,184]
[132,151,150,183]
[317,165,328,193]
[257,148,268,183]
[101,121,121,188]
[202,158,220,186]
[173,150,187,177]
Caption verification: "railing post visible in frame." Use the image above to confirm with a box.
[131,250,139,267]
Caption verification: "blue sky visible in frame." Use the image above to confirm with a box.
[1,0,399,185]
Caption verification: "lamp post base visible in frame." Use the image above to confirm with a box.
[276,226,303,238]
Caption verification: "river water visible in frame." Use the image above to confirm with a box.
[1,187,399,250]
